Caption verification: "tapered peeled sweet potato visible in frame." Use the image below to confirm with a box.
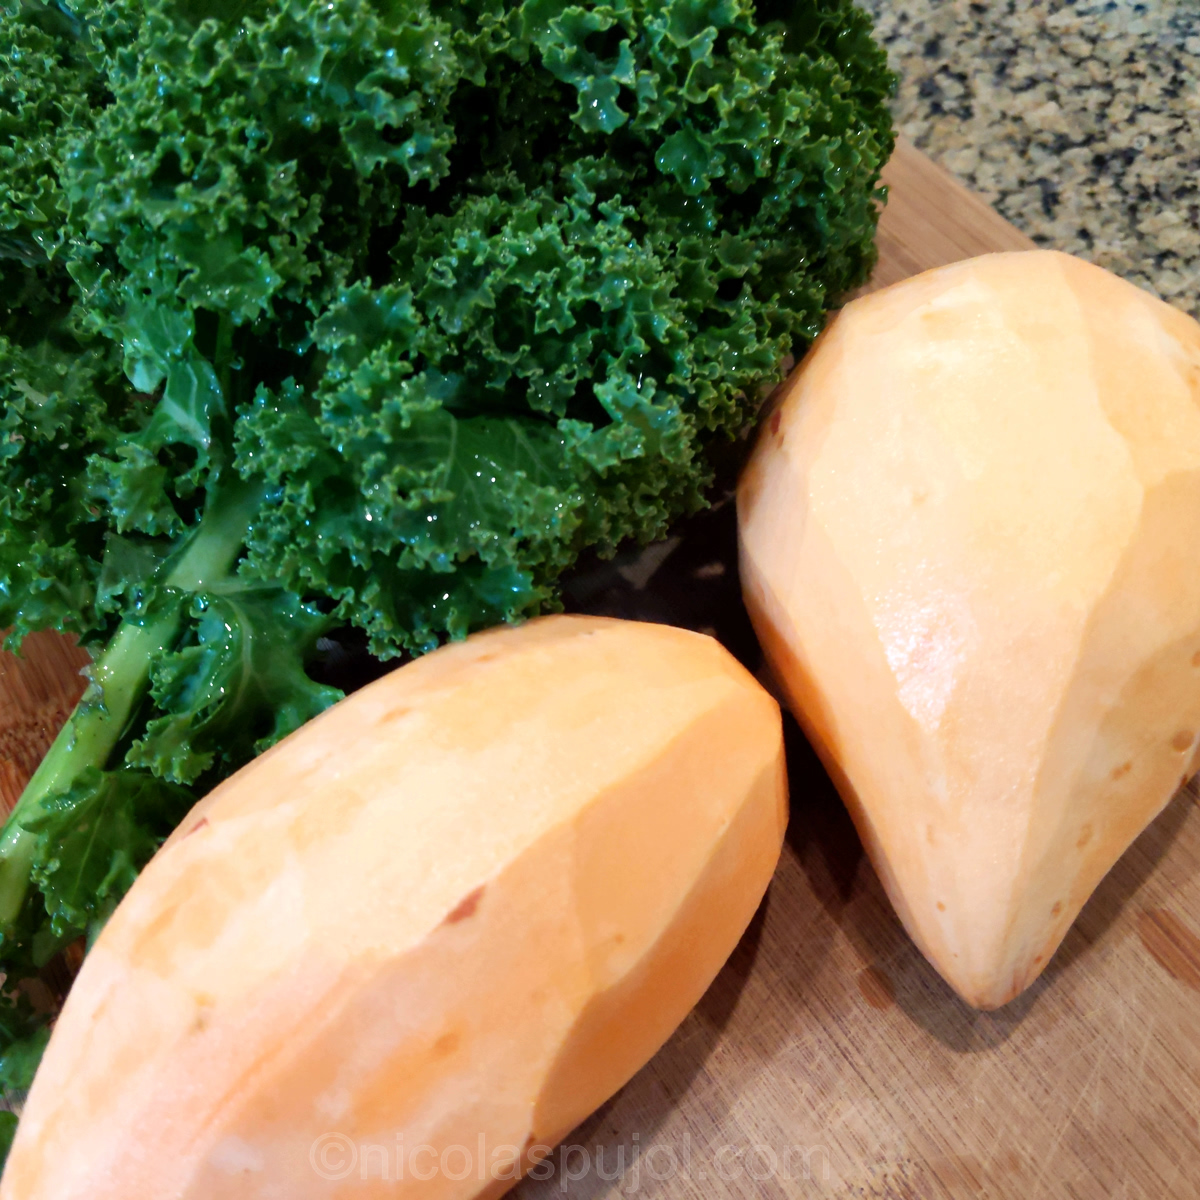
[739,249,1200,1009]
[2,616,786,1199]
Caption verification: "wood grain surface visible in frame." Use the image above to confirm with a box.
[865,136,1036,293]
[0,631,89,817]
[2,139,1197,1199]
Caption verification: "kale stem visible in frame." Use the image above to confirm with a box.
[0,474,268,939]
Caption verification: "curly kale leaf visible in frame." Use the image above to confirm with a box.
[0,0,100,261]
[22,767,188,938]
[36,0,893,660]
[128,582,341,784]
[237,381,580,652]
[0,5,117,648]
[0,329,122,645]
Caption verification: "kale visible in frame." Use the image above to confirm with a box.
[0,0,893,1115]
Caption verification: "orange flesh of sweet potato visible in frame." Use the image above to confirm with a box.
[2,615,786,1198]
[739,249,1200,1009]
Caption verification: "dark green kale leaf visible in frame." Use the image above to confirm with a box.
[53,0,894,661]
[0,330,123,645]
[128,583,342,784]
[22,767,188,938]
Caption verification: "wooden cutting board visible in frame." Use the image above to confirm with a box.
[4,139,1199,1199]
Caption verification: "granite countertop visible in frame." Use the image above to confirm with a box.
[860,0,1200,317]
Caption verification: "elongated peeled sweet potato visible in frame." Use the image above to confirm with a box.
[739,249,1200,1009]
[2,616,786,1199]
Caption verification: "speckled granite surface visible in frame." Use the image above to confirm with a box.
[859,0,1200,316]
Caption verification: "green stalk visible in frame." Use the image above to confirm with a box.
[0,475,268,938]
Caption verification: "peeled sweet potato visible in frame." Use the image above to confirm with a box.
[2,615,786,1198]
[739,249,1200,1009]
